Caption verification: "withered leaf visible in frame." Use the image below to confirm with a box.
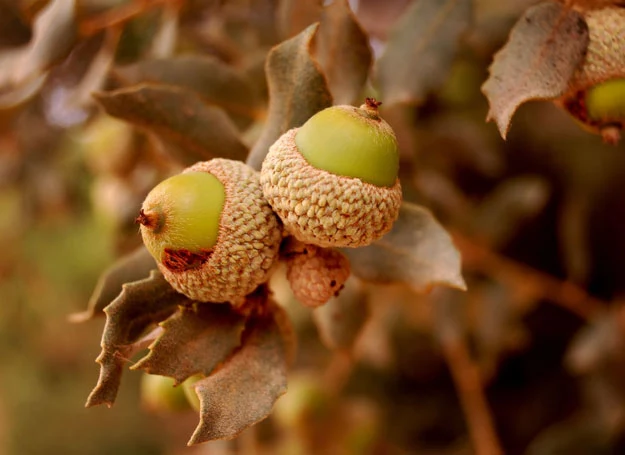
[313,277,369,350]
[94,84,249,165]
[113,56,260,129]
[70,246,155,323]
[247,23,332,171]
[343,202,466,292]
[482,2,589,139]
[132,303,246,384]
[0,0,31,49]
[188,309,288,444]
[10,0,76,82]
[375,0,471,106]
[86,270,187,408]
[315,0,372,105]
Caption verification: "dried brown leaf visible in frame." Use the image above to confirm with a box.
[132,303,246,384]
[187,308,288,444]
[482,2,589,138]
[277,0,322,39]
[94,84,249,165]
[342,202,466,292]
[315,0,372,105]
[375,0,471,106]
[113,56,260,129]
[70,246,155,323]
[246,24,332,171]
[313,277,369,350]
[86,270,186,408]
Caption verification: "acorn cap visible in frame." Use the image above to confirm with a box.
[285,243,351,308]
[568,7,625,91]
[261,128,402,248]
[158,159,282,306]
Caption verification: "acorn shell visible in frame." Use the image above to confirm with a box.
[285,243,350,308]
[158,159,282,306]
[260,128,402,248]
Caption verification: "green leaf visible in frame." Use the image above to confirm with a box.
[70,246,156,323]
[86,270,186,408]
[481,2,589,139]
[247,23,332,171]
[132,303,246,385]
[315,0,372,105]
[94,84,249,165]
[342,202,466,292]
[313,277,369,350]
[187,306,289,444]
[375,0,471,106]
[113,56,261,130]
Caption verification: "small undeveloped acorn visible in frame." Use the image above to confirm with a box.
[284,240,350,308]
[260,98,402,248]
[558,7,625,143]
[137,159,282,305]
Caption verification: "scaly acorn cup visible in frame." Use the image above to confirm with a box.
[137,159,282,306]
[558,7,625,144]
[260,98,402,248]
[283,239,350,308]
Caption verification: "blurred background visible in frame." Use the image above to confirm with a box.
[1,0,625,454]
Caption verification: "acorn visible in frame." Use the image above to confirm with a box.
[137,159,282,306]
[558,7,625,144]
[140,373,191,413]
[260,98,402,249]
[283,239,350,308]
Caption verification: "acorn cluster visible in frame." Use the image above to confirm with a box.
[137,99,402,309]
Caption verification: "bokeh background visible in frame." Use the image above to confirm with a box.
[1,0,625,454]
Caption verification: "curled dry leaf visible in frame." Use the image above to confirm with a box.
[113,56,261,129]
[314,0,372,105]
[86,270,187,408]
[246,23,332,171]
[187,305,289,445]
[482,2,589,139]
[132,303,246,385]
[342,202,466,292]
[375,0,471,106]
[70,246,155,323]
[94,84,249,165]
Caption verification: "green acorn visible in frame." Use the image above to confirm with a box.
[558,7,625,144]
[137,159,282,306]
[260,99,402,249]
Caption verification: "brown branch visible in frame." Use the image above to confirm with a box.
[440,332,504,455]
[452,231,605,321]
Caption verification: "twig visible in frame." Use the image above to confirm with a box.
[453,231,605,321]
[440,332,504,455]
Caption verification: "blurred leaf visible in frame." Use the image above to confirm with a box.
[132,303,246,385]
[94,84,249,165]
[10,0,77,82]
[188,308,288,444]
[472,175,550,248]
[247,23,332,171]
[86,270,186,408]
[481,2,589,139]
[526,415,613,455]
[0,0,32,49]
[114,56,260,129]
[70,246,156,323]
[0,72,47,109]
[315,0,372,105]
[313,277,369,350]
[376,0,471,106]
[343,202,466,292]
[277,0,322,39]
